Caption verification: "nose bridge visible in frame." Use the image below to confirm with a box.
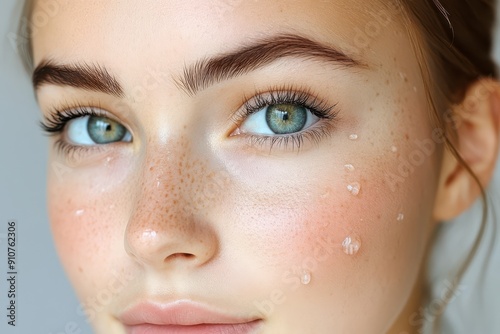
[124,136,220,269]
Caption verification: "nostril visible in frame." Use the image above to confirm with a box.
[164,253,196,262]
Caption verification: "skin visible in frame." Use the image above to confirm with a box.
[31,0,500,333]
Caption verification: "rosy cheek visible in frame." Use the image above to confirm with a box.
[47,157,134,300]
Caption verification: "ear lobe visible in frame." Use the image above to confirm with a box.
[433,79,500,221]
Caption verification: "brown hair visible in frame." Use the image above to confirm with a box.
[395,0,496,331]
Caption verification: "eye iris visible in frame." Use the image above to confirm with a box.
[87,116,126,144]
[265,104,307,134]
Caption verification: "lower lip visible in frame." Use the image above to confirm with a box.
[126,320,262,334]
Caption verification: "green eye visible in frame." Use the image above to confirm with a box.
[265,104,307,134]
[87,116,128,144]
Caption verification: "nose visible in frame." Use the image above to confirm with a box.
[124,158,219,270]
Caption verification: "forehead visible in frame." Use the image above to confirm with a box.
[30,0,406,68]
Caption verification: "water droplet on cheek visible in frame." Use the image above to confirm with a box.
[75,209,85,217]
[104,156,113,166]
[347,182,361,196]
[397,213,405,221]
[300,271,312,285]
[391,146,398,153]
[344,164,355,172]
[342,234,361,255]
[349,134,359,141]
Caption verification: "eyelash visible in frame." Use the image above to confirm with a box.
[40,87,339,156]
[232,86,339,151]
[40,104,110,157]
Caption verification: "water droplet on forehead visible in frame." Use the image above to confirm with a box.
[75,209,85,217]
[347,182,361,196]
[397,213,405,221]
[391,146,398,153]
[349,134,359,141]
[342,234,361,255]
[300,271,311,285]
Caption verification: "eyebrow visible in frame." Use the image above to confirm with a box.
[32,33,363,98]
[32,60,124,97]
[176,33,364,96]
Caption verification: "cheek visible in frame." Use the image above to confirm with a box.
[47,157,133,303]
[227,132,436,329]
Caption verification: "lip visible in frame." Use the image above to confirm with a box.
[120,300,262,334]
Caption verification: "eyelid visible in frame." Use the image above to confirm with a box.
[40,104,131,136]
[232,86,337,124]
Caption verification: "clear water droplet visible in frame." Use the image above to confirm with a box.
[75,209,85,216]
[391,146,398,153]
[349,134,359,141]
[104,156,113,166]
[347,182,361,196]
[342,234,361,255]
[300,271,311,285]
[413,86,418,92]
[397,213,405,221]
[344,164,355,172]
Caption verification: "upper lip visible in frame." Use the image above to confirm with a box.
[119,300,260,326]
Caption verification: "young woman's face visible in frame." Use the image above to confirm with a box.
[33,0,443,333]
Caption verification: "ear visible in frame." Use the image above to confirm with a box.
[433,78,500,221]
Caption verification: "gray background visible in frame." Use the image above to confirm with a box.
[1,1,500,333]
[0,1,91,333]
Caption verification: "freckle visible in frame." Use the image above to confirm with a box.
[405,134,409,140]
[376,92,380,97]
[377,214,381,219]
[385,79,389,85]
[78,266,83,273]
[149,166,154,171]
